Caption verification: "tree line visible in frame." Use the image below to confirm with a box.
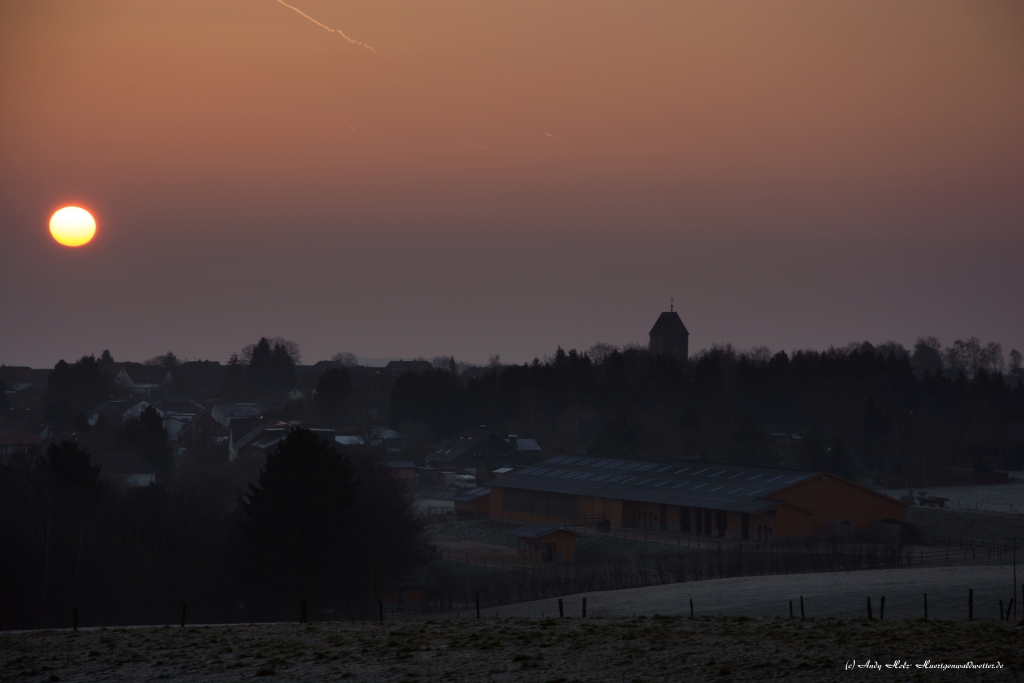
[0,429,424,630]
[390,339,1024,478]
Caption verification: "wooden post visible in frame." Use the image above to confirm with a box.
[866,596,872,620]
[924,593,928,621]
[880,596,885,621]
[476,593,480,620]
[968,589,973,621]
[73,608,78,632]
[582,597,587,618]
[689,599,694,619]
[181,604,186,628]
[800,596,805,619]
[999,600,1004,621]
[789,600,793,618]
[558,599,564,618]
[379,600,384,623]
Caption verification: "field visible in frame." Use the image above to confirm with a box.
[3,612,1021,682]
[496,564,1020,621]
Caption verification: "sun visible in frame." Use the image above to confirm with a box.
[49,206,97,247]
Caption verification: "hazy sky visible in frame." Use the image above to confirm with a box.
[1,0,1022,367]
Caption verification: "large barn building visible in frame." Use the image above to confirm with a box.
[488,455,904,539]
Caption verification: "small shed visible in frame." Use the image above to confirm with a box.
[381,571,430,613]
[509,523,582,562]
[452,487,491,518]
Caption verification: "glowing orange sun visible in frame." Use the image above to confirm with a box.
[49,206,97,247]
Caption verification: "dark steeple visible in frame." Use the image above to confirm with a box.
[649,311,689,361]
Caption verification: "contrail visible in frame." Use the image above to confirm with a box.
[275,0,378,54]
[459,141,489,149]
[545,132,558,138]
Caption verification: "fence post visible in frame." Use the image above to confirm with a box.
[968,589,973,620]
[800,596,805,619]
[924,593,928,621]
[690,599,694,619]
[181,604,186,628]
[866,596,872,620]
[880,596,885,621]
[999,600,1004,621]
[559,599,564,618]
[582,597,587,619]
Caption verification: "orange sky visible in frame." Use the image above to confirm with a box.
[1,0,1022,365]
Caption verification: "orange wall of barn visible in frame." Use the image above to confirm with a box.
[773,504,814,537]
[772,476,905,533]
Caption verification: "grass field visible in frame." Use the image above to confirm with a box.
[3,613,1021,682]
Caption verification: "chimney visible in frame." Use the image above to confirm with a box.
[508,434,518,448]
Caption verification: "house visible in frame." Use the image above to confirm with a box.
[380,571,430,613]
[109,363,174,395]
[0,430,44,465]
[507,434,542,460]
[211,403,267,427]
[385,460,417,480]
[509,524,582,562]
[452,487,491,517]
[425,428,533,481]
[177,411,229,443]
[231,424,335,461]
[93,451,158,487]
[648,308,689,362]
[488,455,905,539]
[386,360,433,377]
[0,366,51,393]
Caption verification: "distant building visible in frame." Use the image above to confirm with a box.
[510,523,582,562]
[0,430,44,465]
[108,363,174,395]
[425,428,533,481]
[386,360,433,377]
[489,455,905,539]
[452,486,491,518]
[648,309,689,362]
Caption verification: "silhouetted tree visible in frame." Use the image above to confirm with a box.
[313,368,352,422]
[120,406,173,477]
[45,355,111,411]
[239,428,360,612]
[246,338,296,398]
[145,351,180,369]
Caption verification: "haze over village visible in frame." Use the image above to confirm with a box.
[2,0,1023,681]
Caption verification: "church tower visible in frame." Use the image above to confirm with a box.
[648,303,689,362]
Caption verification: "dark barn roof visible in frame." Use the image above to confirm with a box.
[649,311,689,337]
[426,429,532,467]
[452,486,491,502]
[489,455,823,514]
[508,523,582,539]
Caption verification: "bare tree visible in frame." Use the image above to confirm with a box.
[747,346,772,365]
[981,342,1005,374]
[487,354,502,368]
[145,352,180,369]
[1010,349,1023,376]
[330,352,359,367]
[587,343,619,364]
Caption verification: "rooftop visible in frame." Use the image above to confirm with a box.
[489,455,826,513]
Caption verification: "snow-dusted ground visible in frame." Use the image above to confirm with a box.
[494,564,1022,621]
[877,472,1024,514]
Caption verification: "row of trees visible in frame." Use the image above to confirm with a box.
[0,429,424,630]
[390,340,1024,477]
